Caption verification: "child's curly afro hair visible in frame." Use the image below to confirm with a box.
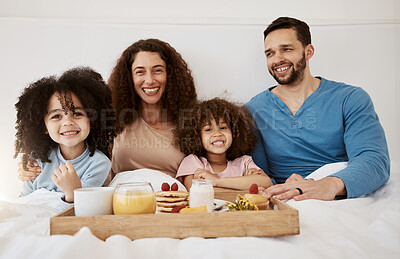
[14,67,116,169]
[174,97,257,160]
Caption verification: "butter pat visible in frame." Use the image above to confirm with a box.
[179,205,207,213]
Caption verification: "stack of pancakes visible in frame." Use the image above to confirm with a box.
[155,190,189,212]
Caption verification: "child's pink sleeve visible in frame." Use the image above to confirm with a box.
[243,155,261,171]
[176,154,204,178]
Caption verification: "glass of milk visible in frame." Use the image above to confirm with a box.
[189,179,214,212]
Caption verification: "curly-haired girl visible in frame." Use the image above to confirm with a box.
[15,67,116,202]
[108,39,197,179]
[175,98,272,190]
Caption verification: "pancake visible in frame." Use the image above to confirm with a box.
[158,207,174,212]
[156,190,189,212]
[155,190,189,198]
[156,196,188,202]
[157,200,188,208]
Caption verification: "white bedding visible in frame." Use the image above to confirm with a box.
[0,167,399,259]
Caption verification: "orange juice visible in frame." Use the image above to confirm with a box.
[113,191,156,215]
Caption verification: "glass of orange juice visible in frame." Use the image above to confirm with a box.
[113,182,156,215]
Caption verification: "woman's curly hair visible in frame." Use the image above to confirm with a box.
[174,98,257,160]
[108,38,197,133]
[14,67,117,169]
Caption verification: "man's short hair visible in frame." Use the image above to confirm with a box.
[263,17,311,47]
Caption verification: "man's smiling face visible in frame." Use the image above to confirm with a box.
[264,28,307,86]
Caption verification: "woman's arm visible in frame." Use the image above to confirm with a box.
[17,158,41,181]
[104,168,115,186]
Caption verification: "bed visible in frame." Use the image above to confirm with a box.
[0,166,399,259]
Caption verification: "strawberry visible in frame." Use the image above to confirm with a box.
[161,182,170,191]
[171,204,186,213]
[171,182,178,191]
[249,184,258,194]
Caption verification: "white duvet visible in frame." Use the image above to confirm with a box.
[0,166,399,259]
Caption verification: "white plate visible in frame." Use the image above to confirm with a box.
[155,199,231,214]
[213,199,231,212]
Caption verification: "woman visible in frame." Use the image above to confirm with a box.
[18,39,197,182]
[108,38,197,179]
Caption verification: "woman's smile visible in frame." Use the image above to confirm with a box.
[132,51,167,107]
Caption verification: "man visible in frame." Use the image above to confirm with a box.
[246,17,390,201]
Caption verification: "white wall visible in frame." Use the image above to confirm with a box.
[0,0,399,201]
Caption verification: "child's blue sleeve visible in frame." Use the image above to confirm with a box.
[79,152,111,188]
[21,180,34,196]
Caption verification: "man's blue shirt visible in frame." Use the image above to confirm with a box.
[246,77,390,198]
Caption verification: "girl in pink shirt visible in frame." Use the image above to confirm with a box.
[175,98,272,190]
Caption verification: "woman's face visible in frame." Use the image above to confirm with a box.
[131,51,167,107]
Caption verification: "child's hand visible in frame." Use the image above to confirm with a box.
[194,169,218,185]
[18,159,41,181]
[51,161,82,203]
[244,168,264,176]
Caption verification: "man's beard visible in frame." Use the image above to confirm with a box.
[269,53,306,85]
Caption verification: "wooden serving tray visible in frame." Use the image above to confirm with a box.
[50,189,299,240]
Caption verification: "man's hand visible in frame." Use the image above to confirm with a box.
[260,174,346,201]
[18,159,41,181]
[193,169,218,185]
[51,161,82,202]
[284,173,309,183]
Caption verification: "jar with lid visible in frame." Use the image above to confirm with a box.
[189,179,214,212]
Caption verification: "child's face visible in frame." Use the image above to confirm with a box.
[44,92,90,154]
[201,118,233,156]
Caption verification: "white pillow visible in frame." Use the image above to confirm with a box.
[108,169,187,192]
[305,162,348,180]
